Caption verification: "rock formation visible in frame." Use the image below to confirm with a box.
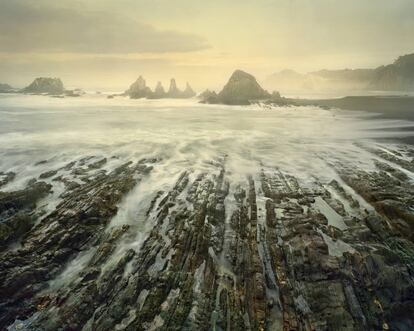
[64,88,85,97]
[369,53,414,91]
[21,78,65,95]
[200,70,279,105]
[0,83,16,93]
[265,52,414,92]
[167,78,182,98]
[0,180,52,245]
[125,76,196,99]
[1,142,414,330]
[1,145,414,330]
[149,81,166,99]
[199,89,219,103]
[218,70,270,105]
[125,76,152,99]
[182,82,196,98]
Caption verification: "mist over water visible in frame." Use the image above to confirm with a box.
[1,94,413,182]
[2,93,414,328]
[0,94,412,216]
[1,94,413,190]
[1,93,414,201]
[0,94,412,231]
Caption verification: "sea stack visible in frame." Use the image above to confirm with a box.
[167,78,182,98]
[125,76,152,99]
[125,77,196,99]
[150,81,166,99]
[199,89,219,103]
[22,78,64,95]
[182,82,196,98]
[217,70,271,105]
[200,70,274,105]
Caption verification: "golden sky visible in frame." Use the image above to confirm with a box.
[0,0,413,91]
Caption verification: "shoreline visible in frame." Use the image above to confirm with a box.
[289,95,414,121]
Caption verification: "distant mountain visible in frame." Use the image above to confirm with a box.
[265,69,372,92]
[22,77,65,95]
[201,70,279,105]
[265,53,414,92]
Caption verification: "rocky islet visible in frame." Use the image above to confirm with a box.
[125,76,196,99]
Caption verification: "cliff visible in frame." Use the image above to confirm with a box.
[265,53,414,92]
[369,54,414,91]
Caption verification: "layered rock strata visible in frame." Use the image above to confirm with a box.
[1,145,414,330]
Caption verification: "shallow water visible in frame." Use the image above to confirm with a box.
[1,93,413,189]
[2,93,413,240]
[2,93,414,330]
[1,94,414,236]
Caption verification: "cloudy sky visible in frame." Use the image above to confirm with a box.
[0,0,413,90]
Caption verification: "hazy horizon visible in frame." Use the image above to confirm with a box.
[2,3,414,330]
[1,0,414,91]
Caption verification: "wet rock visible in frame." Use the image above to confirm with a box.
[0,160,154,328]
[0,171,15,187]
[39,170,58,179]
[0,180,52,246]
[88,158,107,169]
[1,151,414,330]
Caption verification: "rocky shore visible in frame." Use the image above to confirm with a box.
[1,143,414,330]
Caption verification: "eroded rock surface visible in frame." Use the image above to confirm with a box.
[1,145,414,331]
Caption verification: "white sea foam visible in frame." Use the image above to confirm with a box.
[1,94,412,181]
[1,93,414,297]
[1,93,413,222]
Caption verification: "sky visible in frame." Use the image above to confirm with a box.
[0,0,413,91]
